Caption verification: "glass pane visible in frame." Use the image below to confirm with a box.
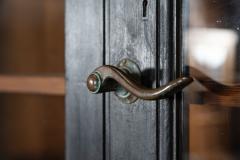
[183,0,240,159]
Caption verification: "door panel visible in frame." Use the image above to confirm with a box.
[65,0,177,160]
[182,0,240,159]
[105,0,157,159]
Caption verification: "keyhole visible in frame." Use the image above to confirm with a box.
[142,0,148,19]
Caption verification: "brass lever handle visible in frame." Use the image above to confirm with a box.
[86,59,193,103]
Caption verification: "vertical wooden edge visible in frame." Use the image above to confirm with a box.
[102,0,107,159]
[175,0,184,159]
[173,0,178,159]
[178,0,190,159]
[158,0,175,160]
[104,0,110,160]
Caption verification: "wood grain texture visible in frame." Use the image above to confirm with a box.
[105,0,157,159]
[0,75,65,95]
[65,0,104,160]
[65,0,177,159]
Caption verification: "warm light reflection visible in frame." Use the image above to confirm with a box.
[189,28,238,69]
[188,28,239,84]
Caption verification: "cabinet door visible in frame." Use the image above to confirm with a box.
[65,0,179,160]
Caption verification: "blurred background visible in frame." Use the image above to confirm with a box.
[0,0,65,159]
[185,0,240,159]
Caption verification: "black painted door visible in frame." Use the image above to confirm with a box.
[65,0,181,160]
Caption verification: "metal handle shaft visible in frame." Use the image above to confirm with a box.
[87,65,193,101]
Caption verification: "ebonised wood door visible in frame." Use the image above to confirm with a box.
[65,0,181,160]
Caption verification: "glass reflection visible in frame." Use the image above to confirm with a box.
[184,0,240,159]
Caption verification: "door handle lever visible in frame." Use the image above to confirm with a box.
[86,59,193,103]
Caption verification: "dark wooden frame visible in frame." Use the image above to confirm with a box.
[65,0,182,159]
[158,0,178,159]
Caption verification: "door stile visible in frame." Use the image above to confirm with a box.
[65,0,104,159]
[105,0,157,160]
